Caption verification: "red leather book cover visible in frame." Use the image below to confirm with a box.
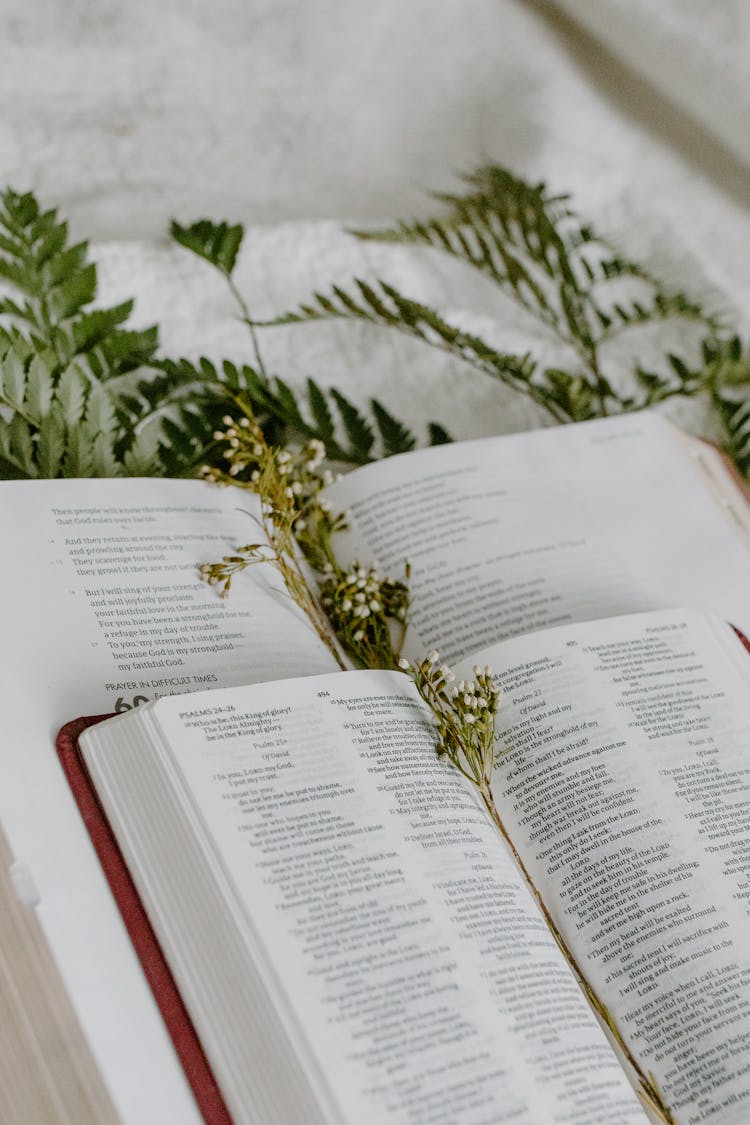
[55,715,232,1125]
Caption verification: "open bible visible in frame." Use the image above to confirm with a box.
[76,608,750,1124]
[2,410,750,1122]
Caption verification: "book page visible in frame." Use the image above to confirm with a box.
[0,477,339,1124]
[118,670,645,1124]
[324,413,750,662]
[459,610,750,1124]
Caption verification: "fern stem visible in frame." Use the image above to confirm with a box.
[0,390,38,428]
[226,274,269,380]
[586,346,610,416]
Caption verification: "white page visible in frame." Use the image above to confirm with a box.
[325,413,750,662]
[113,670,644,1124]
[0,477,338,1124]
[458,609,750,1123]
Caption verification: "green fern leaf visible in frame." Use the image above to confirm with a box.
[122,425,161,476]
[34,215,68,266]
[36,405,65,478]
[63,422,94,477]
[7,414,36,476]
[91,430,122,477]
[428,422,452,445]
[713,389,750,477]
[43,242,89,292]
[85,382,118,437]
[70,301,134,354]
[0,258,38,296]
[47,261,97,321]
[56,364,88,428]
[171,219,244,276]
[0,344,26,409]
[370,399,416,455]
[330,388,375,458]
[306,377,336,442]
[74,325,158,381]
[25,351,55,420]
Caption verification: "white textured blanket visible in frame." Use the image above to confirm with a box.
[2,0,749,443]
[2,8,749,1122]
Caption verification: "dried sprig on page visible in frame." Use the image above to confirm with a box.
[198,405,410,670]
[400,650,675,1125]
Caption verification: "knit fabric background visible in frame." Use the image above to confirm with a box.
[2,0,748,442]
[2,6,749,1121]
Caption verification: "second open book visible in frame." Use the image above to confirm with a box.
[3,410,750,1122]
[80,607,750,1124]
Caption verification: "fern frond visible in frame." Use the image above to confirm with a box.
[0,334,146,479]
[0,187,171,478]
[345,165,722,415]
[271,277,571,421]
[0,188,158,381]
[353,168,585,339]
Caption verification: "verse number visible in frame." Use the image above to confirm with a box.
[115,694,150,713]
